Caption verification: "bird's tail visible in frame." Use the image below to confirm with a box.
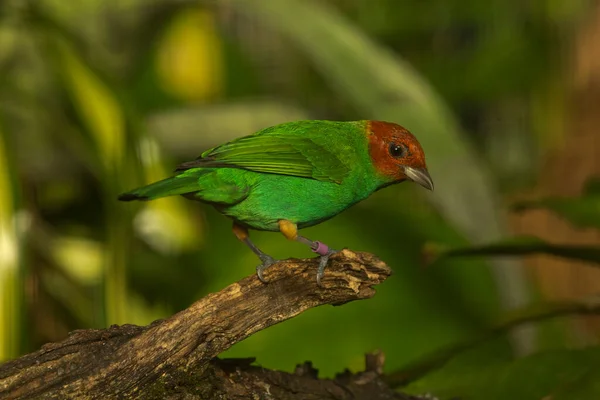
[118,172,202,201]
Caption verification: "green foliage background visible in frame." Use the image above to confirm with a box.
[1,0,599,398]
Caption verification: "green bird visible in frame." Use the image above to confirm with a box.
[119,120,433,284]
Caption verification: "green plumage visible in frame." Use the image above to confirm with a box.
[117,173,207,201]
[120,120,388,231]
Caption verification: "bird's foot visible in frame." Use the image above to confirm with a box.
[312,241,338,286]
[256,254,279,283]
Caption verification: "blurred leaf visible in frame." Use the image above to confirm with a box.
[53,38,125,173]
[513,177,600,230]
[155,7,223,102]
[52,237,103,285]
[38,13,133,325]
[387,295,600,389]
[35,4,209,325]
[431,236,600,266]
[0,119,21,361]
[405,346,600,400]
[0,24,18,73]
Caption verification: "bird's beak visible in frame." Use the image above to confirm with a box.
[404,166,434,191]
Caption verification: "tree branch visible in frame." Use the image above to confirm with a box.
[0,250,401,399]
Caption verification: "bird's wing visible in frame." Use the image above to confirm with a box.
[176,133,352,184]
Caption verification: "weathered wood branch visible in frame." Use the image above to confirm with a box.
[0,249,413,399]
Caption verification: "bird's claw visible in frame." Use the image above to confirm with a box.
[316,249,338,286]
[254,243,337,285]
[256,254,278,283]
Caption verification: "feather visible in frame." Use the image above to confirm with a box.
[176,122,355,184]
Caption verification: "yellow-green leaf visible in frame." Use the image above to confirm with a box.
[55,38,125,172]
[155,7,223,102]
[0,123,20,361]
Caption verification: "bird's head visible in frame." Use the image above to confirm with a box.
[367,120,433,191]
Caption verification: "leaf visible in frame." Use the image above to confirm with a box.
[386,295,600,389]
[0,118,22,362]
[431,236,600,266]
[37,20,132,325]
[154,7,224,102]
[53,37,126,173]
[513,176,600,230]
[404,347,600,400]
[31,8,200,326]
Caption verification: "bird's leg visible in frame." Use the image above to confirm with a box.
[232,222,277,283]
[278,220,337,286]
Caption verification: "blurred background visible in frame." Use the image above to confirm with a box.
[2,0,600,398]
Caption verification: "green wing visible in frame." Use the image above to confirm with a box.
[176,122,355,184]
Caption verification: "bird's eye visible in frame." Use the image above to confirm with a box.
[388,143,408,158]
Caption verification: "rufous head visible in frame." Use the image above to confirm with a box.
[367,120,433,190]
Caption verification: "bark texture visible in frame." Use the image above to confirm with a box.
[0,250,418,399]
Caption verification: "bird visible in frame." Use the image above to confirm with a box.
[119,120,433,285]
